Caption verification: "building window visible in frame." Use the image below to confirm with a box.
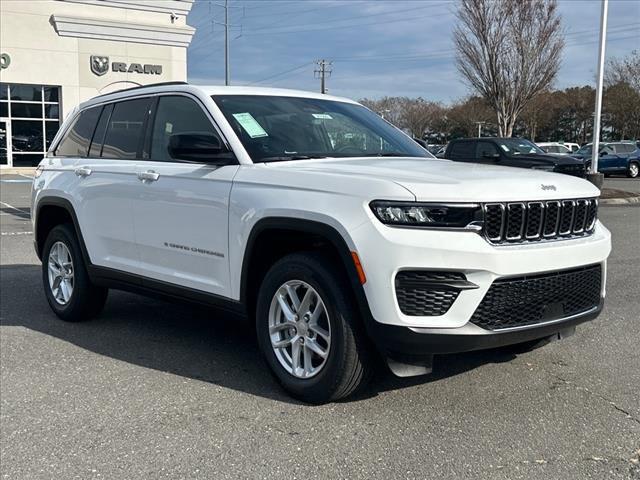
[0,83,62,167]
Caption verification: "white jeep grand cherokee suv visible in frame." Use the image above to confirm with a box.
[32,83,611,403]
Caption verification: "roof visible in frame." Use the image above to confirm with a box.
[80,82,359,110]
[194,85,359,104]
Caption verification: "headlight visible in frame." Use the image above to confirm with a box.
[370,201,482,228]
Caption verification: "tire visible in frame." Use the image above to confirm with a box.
[42,223,108,322]
[628,161,639,178]
[256,252,372,404]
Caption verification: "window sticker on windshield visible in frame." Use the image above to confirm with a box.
[232,112,268,138]
[165,122,173,134]
[499,144,509,152]
[312,113,333,120]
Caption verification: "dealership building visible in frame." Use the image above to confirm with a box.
[0,0,195,168]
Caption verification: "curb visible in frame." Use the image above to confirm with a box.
[600,195,640,205]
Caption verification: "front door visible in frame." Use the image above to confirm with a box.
[132,94,238,297]
[0,119,12,167]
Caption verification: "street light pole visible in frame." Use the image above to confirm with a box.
[224,0,230,86]
[590,0,608,176]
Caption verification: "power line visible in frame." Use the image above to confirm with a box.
[242,10,453,36]
[247,3,448,33]
[246,61,314,86]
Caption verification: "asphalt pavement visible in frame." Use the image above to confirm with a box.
[1,174,639,480]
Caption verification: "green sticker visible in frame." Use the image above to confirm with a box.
[232,112,268,138]
[312,113,333,119]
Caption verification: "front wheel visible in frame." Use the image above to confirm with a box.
[256,253,372,403]
[628,161,639,178]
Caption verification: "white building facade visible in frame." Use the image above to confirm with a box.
[0,0,195,168]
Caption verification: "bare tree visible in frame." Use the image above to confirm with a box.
[454,0,564,137]
[398,97,444,139]
[605,50,640,92]
[359,97,404,126]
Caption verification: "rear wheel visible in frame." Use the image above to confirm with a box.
[628,161,639,178]
[256,252,372,403]
[42,224,108,322]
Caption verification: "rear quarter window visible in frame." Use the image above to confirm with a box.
[54,106,102,157]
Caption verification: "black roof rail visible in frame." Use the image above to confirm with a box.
[92,81,190,99]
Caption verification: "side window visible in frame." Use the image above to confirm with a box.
[476,141,498,159]
[618,144,635,153]
[449,141,475,159]
[54,106,102,157]
[150,95,223,162]
[88,103,113,158]
[101,97,150,159]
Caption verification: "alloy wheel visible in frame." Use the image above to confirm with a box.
[48,241,74,305]
[268,280,331,378]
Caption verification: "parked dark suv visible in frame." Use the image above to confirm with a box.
[444,138,589,177]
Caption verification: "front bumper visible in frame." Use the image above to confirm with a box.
[369,299,604,357]
[352,218,611,329]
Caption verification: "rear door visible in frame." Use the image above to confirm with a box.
[131,94,239,297]
[56,100,146,274]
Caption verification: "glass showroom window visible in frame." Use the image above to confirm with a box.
[0,83,61,167]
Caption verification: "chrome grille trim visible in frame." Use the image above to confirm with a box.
[559,200,576,235]
[483,203,505,241]
[543,200,561,237]
[482,197,598,245]
[525,202,544,239]
[505,203,526,240]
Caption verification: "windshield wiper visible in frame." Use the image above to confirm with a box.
[260,155,328,162]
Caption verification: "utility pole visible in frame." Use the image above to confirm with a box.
[475,121,486,137]
[314,59,332,94]
[590,0,608,178]
[212,0,243,86]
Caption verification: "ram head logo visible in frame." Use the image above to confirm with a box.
[90,55,109,76]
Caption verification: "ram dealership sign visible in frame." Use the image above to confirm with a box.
[90,55,162,76]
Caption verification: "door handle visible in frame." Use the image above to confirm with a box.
[74,167,92,177]
[137,170,160,182]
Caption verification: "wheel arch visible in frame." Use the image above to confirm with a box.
[34,197,90,265]
[239,217,374,325]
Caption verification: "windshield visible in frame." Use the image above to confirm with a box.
[495,138,545,156]
[212,95,432,162]
[576,145,592,155]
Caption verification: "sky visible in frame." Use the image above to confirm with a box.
[186,0,640,103]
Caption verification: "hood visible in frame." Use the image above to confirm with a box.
[266,157,600,203]
[507,153,586,166]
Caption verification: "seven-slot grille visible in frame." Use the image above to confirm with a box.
[483,198,597,244]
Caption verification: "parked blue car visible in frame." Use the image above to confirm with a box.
[574,142,639,178]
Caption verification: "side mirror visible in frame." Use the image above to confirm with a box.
[168,133,225,162]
